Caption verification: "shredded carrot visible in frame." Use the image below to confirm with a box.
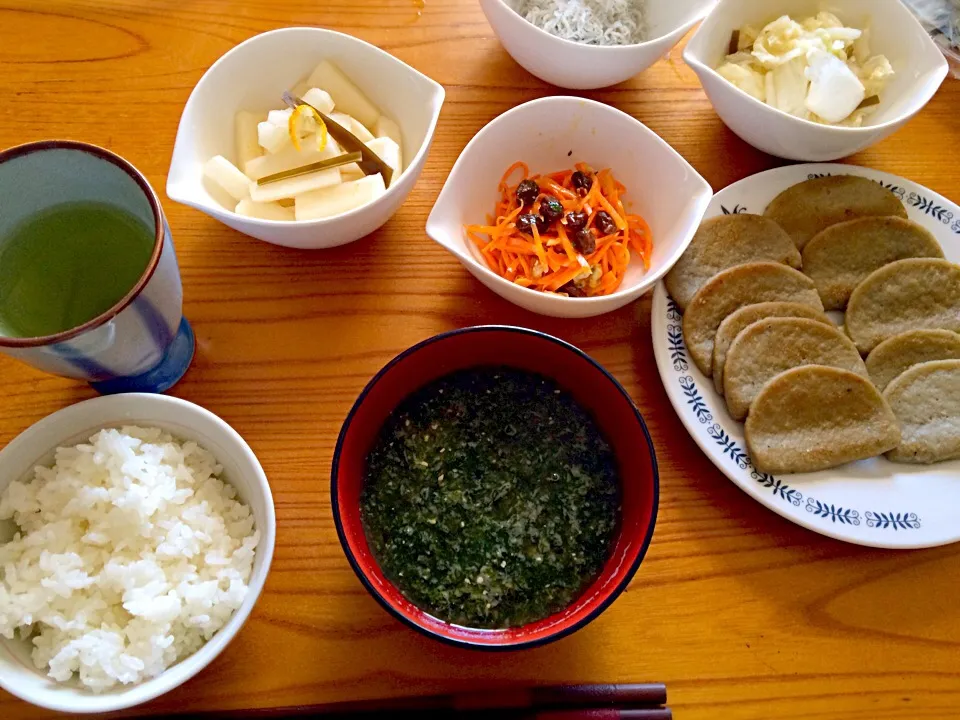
[596,192,627,231]
[555,223,579,264]
[530,224,547,267]
[542,177,577,200]
[500,161,529,190]
[464,163,654,297]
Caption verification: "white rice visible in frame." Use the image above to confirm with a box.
[508,0,648,46]
[0,426,259,692]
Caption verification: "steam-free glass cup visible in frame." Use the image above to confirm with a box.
[0,141,194,393]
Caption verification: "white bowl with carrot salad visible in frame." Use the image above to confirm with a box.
[426,97,712,318]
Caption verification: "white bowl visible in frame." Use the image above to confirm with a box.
[480,0,716,90]
[683,0,949,161]
[0,394,275,714]
[167,27,444,249]
[426,96,712,319]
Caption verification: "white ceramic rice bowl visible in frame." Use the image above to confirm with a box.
[0,394,275,714]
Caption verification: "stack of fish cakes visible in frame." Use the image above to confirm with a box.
[666,175,960,474]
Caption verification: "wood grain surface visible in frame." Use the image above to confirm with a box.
[2,2,960,718]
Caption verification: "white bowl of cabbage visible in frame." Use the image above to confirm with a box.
[0,394,275,713]
[167,27,444,249]
[683,0,949,161]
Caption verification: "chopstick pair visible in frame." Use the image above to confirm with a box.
[447,683,667,711]
[534,711,672,720]
[165,683,670,719]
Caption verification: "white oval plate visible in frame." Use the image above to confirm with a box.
[651,163,960,549]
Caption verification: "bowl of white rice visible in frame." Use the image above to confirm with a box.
[0,393,275,713]
[480,0,717,89]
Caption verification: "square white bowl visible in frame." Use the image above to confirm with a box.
[426,97,712,319]
[0,394,275,713]
[167,27,444,249]
[481,0,717,90]
[683,0,949,161]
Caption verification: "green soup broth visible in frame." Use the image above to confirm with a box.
[361,366,622,629]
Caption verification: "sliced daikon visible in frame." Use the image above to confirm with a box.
[295,174,386,221]
[235,111,262,168]
[257,121,290,154]
[306,60,380,129]
[340,163,365,182]
[374,115,402,147]
[346,115,375,143]
[244,139,343,181]
[329,112,353,132]
[269,107,318,138]
[326,111,373,143]
[268,108,293,127]
[204,155,251,201]
[301,87,335,115]
[339,137,402,185]
[235,198,295,221]
[249,167,342,203]
[366,136,402,185]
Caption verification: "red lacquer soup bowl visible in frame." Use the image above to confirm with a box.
[331,326,658,649]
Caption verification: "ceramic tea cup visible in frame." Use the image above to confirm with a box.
[0,140,194,393]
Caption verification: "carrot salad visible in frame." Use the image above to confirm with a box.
[465,162,653,297]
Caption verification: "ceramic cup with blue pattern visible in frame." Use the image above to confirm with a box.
[0,141,195,393]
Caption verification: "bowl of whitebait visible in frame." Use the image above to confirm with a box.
[480,0,716,90]
[683,0,949,161]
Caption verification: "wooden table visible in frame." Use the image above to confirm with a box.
[2,2,960,718]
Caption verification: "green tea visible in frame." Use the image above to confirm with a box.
[0,202,154,338]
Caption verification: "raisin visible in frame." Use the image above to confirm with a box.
[594,211,617,236]
[571,170,592,197]
[517,213,548,235]
[572,227,597,254]
[564,210,588,230]
[516,179,540,207]
[560,282,586,297]
[539,196,564,224]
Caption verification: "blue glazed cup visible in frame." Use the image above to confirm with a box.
[0,141,194,393]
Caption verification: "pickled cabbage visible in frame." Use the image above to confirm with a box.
[715,12,895,126]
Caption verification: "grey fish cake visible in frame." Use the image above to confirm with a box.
[713,302,831,395]
[802,217,944,310]
[884,359,960,464]
[665,214,801,311]
[764,175,908,250]
[866,329,960,392]
[745,366,900,475]
[682,262,823,377]
[724,318,868,421]
[845,258,960,354]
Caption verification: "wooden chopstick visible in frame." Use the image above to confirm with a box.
[452,684,667,710]
[527,683,668,709]
[534,710,672,720]
[155,683,669,718]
